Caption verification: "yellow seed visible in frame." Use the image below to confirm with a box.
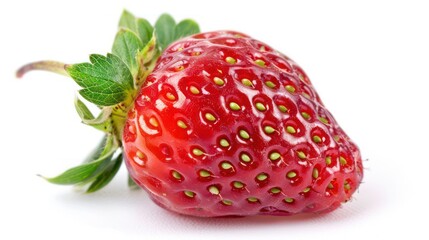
[184,191,195,198]
[192,148,204,156]
[149,117,159,127]
[189,85,200,95]
[285,85,295,93]
[239,129,250,139]
[241,78,253,87]
[319,116,329,124]
[248,197,259,203]
[313,135,322,143]
[302,92,311,99]
[269,151,281,161]
[264,126,275,134]
[325,156,332,165]
[240,153,251,162]
[209,186,220,195]
[221,162,233,169]
[278,105,288,113]
[270,187,281,194]
[136,151,145,159]
[265,81,276,88]
[171,170,182,180]
[284,198,294,203]
[225,56,236,64]
[255,102,266,111]
[287,171,297,179]
[301,112,310,120]
[256,173,268,181]
[334,135,341,142]
[312,168,319,179]
[344,181,351,191]
[199,170,211,178]
[254,59,266,67]
[165,92,176,101]
[286,126,296,134]
[229,102,241,111]
[233,181,244,189]
[340,156,347,165]
[297,151,307,159]
[177,120,187,129]
[213,77,225,86]
[205,113,216,122]
[219,138,230,147]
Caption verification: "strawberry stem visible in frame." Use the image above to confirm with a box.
[16,61,69,78]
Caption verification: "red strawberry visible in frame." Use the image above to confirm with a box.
[17,11,363,217]
[123,31,363,217]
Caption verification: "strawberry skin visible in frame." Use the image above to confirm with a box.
[123,31,364,217]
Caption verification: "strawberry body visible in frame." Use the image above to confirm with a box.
[123,31,363,217]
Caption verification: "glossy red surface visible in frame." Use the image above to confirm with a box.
[123,31,363,217]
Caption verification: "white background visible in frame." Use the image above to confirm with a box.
[1,0,428,239]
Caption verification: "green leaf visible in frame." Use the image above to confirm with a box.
[154,14,176,50]
[44,136,118,185]
[82,107,112,126]
[136,18,153,45]
[118,10,153,45]
[74,97,95,121]
[83,135,108,163]
[112,29,143,77]
[44,153,113,185]
[118,10,138,32]
[128,174,140,190]
[74,97,113,132]
[175,19,200,40]
[67,53,133,106]
[86,153,123,193]
[139,34,157,65]
[134,34,157,87]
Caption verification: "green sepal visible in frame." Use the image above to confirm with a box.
[139,33,157,65]
[175,19,200,40]
[118,10,153,45]
[154,13,176,51]
[136,18,154,45]
[86,153,123,193]
[66,53,134,107]
[19,10,202,193]
[135,34,157,87]
[154,14,200,51]
[83,107,112,132]
[43,136,118,185]
[74,96,95,120]
[112,29,143,78]
[43,151,113,185]
[74,97,113,133]
[118,10,138,32]
[128,174,140,190]
[83,135,108,163]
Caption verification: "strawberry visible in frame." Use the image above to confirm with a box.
[17,10,363,217]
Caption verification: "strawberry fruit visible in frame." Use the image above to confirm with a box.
[17,10,363,217]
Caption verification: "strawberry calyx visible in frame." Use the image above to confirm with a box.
[16,10,200,192]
